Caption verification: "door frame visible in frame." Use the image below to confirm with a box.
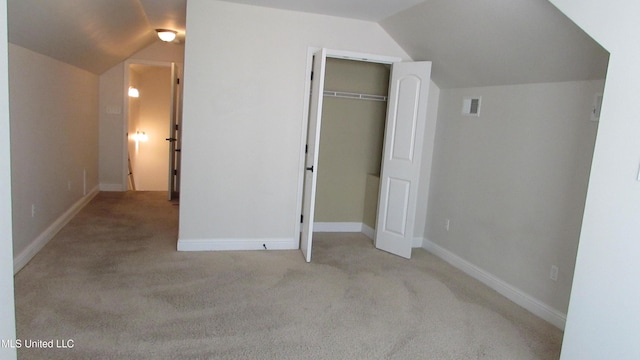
[294,48,402,255]
[121,60,182,193]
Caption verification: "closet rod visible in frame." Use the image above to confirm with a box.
[323,90,387,102]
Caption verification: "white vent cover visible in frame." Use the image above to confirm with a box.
[591,93,603,122]
[462,97,481,116]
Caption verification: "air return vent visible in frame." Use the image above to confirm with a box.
[462,97,481,116]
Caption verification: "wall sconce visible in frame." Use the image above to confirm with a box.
[132,131,148,142]
[156,29,177,42]
[128,86,140,98]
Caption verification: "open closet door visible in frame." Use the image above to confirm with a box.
[300,49,327,262]
[375,61,432,259]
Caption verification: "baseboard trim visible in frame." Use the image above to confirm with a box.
[362,224,375,240]
[14,186,99,274]
[314,223,424,249]
[177,238,298,251]
[313,222,363,232]
[412,237,424,248]
[421,238,566,330]
[99,183,126,192]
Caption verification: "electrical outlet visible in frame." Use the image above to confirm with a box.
[445,219,450,232]
[31,204,36,218]
[550,265,558,281]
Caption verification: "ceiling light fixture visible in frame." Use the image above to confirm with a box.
[156,29,177,42]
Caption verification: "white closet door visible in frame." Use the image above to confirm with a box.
[300,49,327,262]
[375,61,432,259]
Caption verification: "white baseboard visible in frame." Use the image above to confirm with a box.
[314,223,423,249]
[313,222,363,232]
[362,224,375,240]
[14,186,99,274]
[99,183,126,192]
[177,238,298,251]
[421,238,566,330]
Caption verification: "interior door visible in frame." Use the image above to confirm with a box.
[167,62,179,200]
[300,49,327,262]
[375,61,432,258]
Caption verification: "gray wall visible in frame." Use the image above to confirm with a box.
[9,44,99,259]
[0,1,17,357]
[315,58,389,224]
[425,80,604,313]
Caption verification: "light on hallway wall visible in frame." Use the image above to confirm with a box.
[128,86,140,98]
[156,29,177,42]
[132,131,148,142]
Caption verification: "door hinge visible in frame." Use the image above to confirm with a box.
[173,169,177,175]
[300,214,303,223]
[311,71,313,81]
[305,144,308,153]
[175,124,179,131]
[177,78,180,85]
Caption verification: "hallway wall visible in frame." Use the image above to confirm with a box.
[8,44,99,265]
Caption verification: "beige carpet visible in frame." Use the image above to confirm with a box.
[14,191,562,359]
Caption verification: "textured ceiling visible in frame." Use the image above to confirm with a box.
[6,0,609,87]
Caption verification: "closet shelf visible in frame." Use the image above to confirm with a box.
[323,90,387,102]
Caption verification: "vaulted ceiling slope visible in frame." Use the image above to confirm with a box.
[6,0,608,87]
[219,0,427,21]
[7,0,186,75]
[380,0,609,88]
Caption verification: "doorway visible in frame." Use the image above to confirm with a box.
[299,48,432,262]
[125,61,182,199]
[313,58,390,237]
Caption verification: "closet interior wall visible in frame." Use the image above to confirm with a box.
[314,58,390,230]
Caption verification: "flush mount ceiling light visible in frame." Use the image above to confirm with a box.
[156,29,177,42]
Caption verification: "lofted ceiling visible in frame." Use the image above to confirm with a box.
[380,0,609,88]
[7,0,186,75]
[6,0,608,87]
[217,0,427,21]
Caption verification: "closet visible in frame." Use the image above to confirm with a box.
[314,58,391,235]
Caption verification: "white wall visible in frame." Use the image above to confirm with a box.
[424,80,603,320]
[0,1,17,358]
[178,0,413,248]
[9,44,99,263]
[547,0,640,358]
[99,41,184,191]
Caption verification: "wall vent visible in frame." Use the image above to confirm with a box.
[462,97,481,116]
